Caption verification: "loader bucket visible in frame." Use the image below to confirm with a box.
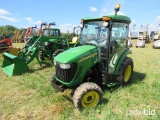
[2,52,28,76]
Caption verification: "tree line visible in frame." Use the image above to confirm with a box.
[0,25,79,40]
[0,25,19,37]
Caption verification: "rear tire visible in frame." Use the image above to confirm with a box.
[52,49,64,62]
[73,82,103,110]
[39,50,48,60]
[118,57,133,85]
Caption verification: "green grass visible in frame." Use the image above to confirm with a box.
[0,40,160,120]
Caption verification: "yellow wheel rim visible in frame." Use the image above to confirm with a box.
[124,65,132,82]
[81,91,99,108]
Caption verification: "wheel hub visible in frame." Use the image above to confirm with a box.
[82,91,99,108]
[124,65,131,82]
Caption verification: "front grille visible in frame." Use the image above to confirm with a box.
[55,63,77,83]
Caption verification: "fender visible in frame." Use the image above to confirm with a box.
[114,48,132,75]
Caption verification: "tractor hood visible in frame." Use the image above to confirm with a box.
[54,45,97,63]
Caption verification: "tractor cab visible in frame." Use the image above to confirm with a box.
[77,15,131,84]
[41,22,61,37]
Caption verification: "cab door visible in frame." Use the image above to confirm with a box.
[108,22,129,74]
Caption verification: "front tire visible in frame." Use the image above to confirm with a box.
[118,57,133,85]
[73,82,103,110]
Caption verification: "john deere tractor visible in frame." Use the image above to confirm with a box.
[51,4,133,110]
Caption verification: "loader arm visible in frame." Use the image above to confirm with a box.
[17,35,42,64]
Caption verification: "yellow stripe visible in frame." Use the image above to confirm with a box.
[78,52,97,62]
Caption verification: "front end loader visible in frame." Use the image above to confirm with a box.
[1,22,64,76]
[51,4,134,110]
[2,34,69,76]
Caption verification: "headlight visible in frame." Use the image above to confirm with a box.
[60,63,70,69]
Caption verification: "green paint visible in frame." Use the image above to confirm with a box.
[54,45,97,63]
[114,48,132,75]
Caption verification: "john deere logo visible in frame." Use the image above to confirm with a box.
[78,52,97,62]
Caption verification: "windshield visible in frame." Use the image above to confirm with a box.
[79,21,109,46]
[80,21,129,48]
[50,29,60,36]
[43,29,60,36]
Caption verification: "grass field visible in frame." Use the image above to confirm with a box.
[0,40,160,120]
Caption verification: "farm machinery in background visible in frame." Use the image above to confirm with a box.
[137,24,149,42]
[23,26,37,42]
[153,27,160,48]
[151,25,160,48]
[12,26,37,43]
[0,25,39,55]
[153,30,160,41]
[1,22,79,76]
[152,24,160,41]
[136,24,149,48]
[51,4,134,110]
[128,24,136,47]
[0,35,21,55]
[153,40,160,48]
[12,30,22,43]
[0,36,12,53]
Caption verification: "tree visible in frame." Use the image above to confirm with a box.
[0,25,18,37]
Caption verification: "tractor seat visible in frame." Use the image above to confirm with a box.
[69,37,78,44]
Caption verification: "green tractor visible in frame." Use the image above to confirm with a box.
[2,23,78,76]
[51,4,134,110]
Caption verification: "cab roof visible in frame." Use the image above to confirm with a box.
[83,14,131,24]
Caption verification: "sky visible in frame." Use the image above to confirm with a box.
[0,0,160,33]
